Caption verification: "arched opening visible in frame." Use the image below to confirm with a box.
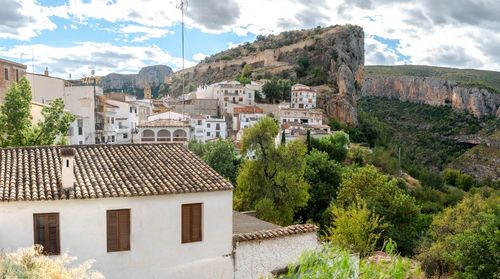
[173,129,187,142]
[157,129,171,142]
[141,129,155,142]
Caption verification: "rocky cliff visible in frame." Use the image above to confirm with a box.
[172,25,365,126]
[362,76,500,118]
[101,65,173,91]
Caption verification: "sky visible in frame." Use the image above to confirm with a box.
[0,0,499,78]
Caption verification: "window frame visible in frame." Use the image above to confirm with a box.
[106,209,131,252]
[181,203,203,244]
[33,213,60,255]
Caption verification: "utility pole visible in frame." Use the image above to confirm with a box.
[177,0,186,116]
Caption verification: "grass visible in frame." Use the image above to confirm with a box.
[365,65,500,93]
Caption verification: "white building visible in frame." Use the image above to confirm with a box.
[105,99,138,144]
[291,84,317,109]
[148,111,190,122]
[137,119,190,143]
[0,144,321,279]
[30,101,86,145]
[279,108,323,125]
[27,72,99,144]
[194,81,256,115]
[191,115,227,142]
[0,144,234,279]
[275,122,332,146]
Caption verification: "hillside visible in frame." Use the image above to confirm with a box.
[363,65,500,118]
[357,96,499,181]
[365,65,500,93]
[171,24,365,126]
[101,65,173,97]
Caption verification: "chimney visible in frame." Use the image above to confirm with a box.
[44,67,49,76]
[60,148,75,190]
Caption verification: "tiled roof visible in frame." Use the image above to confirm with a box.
[233,224,318,242]
[0,143,233,202]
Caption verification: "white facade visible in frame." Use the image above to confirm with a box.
[106,99,138,144]
[0,192,234,279]
[138,121,191,143]
[279,108,323,125]
[238,113,265,131]
[27,73,99,144]
[234,232,319,279]
[191,116,227,142]
[30,101,86,145]
[195,81,256,115]
[291,84,317,109]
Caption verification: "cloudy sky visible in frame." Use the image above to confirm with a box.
[0,0,499,78]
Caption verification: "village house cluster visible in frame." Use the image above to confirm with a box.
[0,57,338,278]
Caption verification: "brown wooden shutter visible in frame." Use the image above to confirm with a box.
[182,204,191,243]
[107,209,130,252]
[191,204,202,242]
[107,210,119,252]
[118,210,130,250]
[181,203,202,243]
[33,213,60,255]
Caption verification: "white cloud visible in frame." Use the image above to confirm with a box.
[0,42,195,78]
[226,42,243,49]
[0,0,67,40]
[119,25,172,41]
[192,53,208,62]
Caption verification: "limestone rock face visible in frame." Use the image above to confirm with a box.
[101,65,173,91]
[362,76,500,118]
[171,25,365,126]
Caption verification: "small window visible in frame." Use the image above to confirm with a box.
[66,159,69,167]
[215,124,220,130]
[123,133,128,139]
[207,123,211,128]
[33,213,60,255]
[111,135,115,142]
[15,69,19,82]
[107,209,130,252]
[4,68,8,81]
[130,107,132,113]
[197,120,202,125]
[207,131,211,137]
[216,131,220,138]
[182,203,202,243]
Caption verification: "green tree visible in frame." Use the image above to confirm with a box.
[417,193,500,279]
[203,139,240,184]
[262,79,282,103]
[187,139,206,157]
[296,150,343,225]
[336,165,423,255]
[0,77,75,147]
[327,198,387,257]
[311,131,350,162]
[234,117,309,225]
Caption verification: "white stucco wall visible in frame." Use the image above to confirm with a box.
[0,191,233,279]
[233,232,319,279]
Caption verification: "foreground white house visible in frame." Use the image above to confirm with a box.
[0,144,234,278]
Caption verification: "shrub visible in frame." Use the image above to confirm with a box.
[0,246,103,279]
[326,198,387,257]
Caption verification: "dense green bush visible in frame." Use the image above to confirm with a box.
[417,193,500,278]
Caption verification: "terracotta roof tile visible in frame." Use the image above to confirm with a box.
[233,224,318,242]
[0,143,233,202]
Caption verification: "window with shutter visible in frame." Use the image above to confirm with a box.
[181,203,202,243]
[33,213,60,255]
[107,209,130,252]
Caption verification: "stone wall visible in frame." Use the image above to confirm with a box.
[233,232,319,279]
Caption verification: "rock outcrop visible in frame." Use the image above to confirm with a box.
[172,25,365,126]
[101,65,173,91]
[362,76,500,118]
